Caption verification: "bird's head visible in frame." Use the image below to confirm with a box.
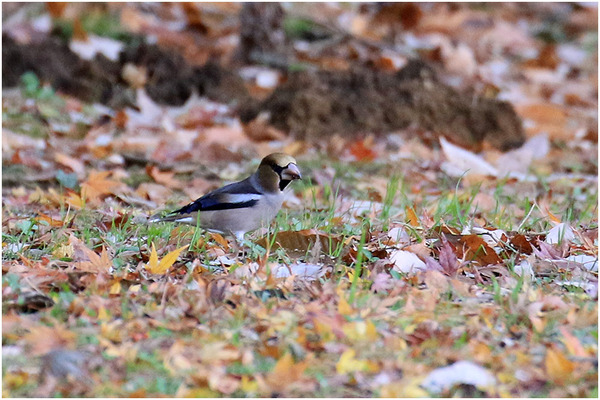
[257,153,302,192]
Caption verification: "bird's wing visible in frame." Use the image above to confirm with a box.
[169,178,262,215]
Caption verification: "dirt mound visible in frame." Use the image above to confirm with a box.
[3,34,524,150]
[2,35,249,108]
[241,60,525,151]
[3,34,120,103]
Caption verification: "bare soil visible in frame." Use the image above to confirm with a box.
[4,35,524,150]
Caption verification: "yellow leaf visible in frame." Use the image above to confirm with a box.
[381,378,428,398]
[52,243,73,259]
[109,280,121,294]
[545,346,574,383]
[156,244,189,274]
[147,243,159,273]
[343,320,378,341]
[65,190,84,209]
[337,287,354,316]
[314,319,334,341]
[98,306,110,321]
[336,349,373,374]
[240,375,258,393]
[365,319,377,340]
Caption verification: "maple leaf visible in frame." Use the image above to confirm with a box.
[146,243,189,274]
[264,352,311,394]
[69,235,112,272]
[80,170,124,204]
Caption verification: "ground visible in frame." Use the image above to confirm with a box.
[2,3,598,398]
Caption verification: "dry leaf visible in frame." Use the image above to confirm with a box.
[146,243,189,274]
[336,348,377,374]
[545,346,575,384]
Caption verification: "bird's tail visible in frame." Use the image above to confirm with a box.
[148,212,195,224]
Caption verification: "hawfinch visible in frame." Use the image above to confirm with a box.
[150,153,302,241]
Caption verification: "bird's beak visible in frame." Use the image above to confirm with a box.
[282,163,302,180]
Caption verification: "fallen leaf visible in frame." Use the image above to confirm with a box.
[81,170,125,204]
[264,352,311,393]
[336,348,377,374]
[35,213,64,227]
[559,327,588,357]
[545,346,574,384]
[389,249,427,274]
[405,206,419,227]
[146,243,189,274]
[458,235,503,265]
[146,165,183,189]
[440,137,498,177]
[69,235,112,273]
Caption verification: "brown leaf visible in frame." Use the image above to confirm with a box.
[54,153,86,178]
[438,235,459,276]
[509,234,534,254]
[263,352,312,394]
[523,44,559,69]
[458,235,502,265]
[256,230,344,257]
[35,213,65,228]
[146,165,183,189]
[46,2,67,18]
[69,235,112,273]
[24,325,76,356]
[243,113,287,142]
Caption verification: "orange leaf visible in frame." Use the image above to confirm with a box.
[559,327,588,357]
[210,233,230,249]
[81,170,123,204]
[35,213,64,227]
[545,346,574,383]
[349,139,377,161]
[405,206,419,227]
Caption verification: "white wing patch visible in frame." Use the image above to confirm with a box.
[223,193,262,204]
[174,217,195,223]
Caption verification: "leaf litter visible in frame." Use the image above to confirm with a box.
[2,2,598,398]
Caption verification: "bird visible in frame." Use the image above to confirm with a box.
[150,153,302,242]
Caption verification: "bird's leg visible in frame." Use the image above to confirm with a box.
[230,231,246,260]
